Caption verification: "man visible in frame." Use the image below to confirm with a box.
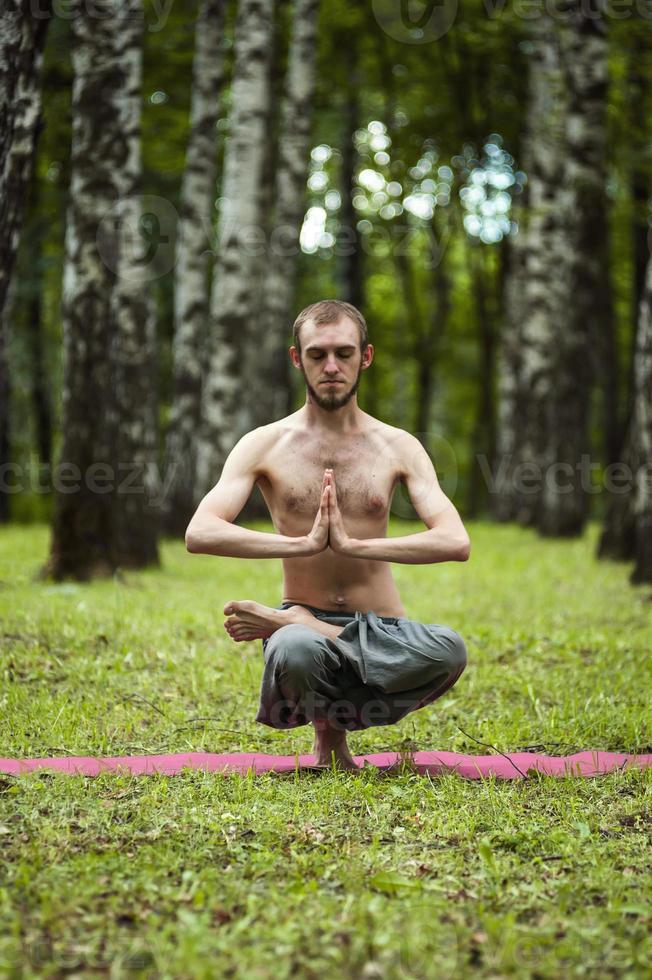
[185,299,470,770]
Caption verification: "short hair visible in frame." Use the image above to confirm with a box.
[292,299,368,354]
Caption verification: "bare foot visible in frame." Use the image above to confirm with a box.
[223,600,325,643]
[223,599,287,642]
[311,720,360,770]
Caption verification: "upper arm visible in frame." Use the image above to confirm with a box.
[398,432,467,535]
[188,430,265,527]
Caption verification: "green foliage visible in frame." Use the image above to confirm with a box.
[8,2,652,524]
[1,522,651,976]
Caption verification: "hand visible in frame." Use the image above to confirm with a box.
[304,470,330,555]
[327,470,354,554]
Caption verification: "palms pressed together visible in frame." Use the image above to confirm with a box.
[223,469,349,642]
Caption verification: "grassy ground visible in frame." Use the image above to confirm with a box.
[0,521,651,979]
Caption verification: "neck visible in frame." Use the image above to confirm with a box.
[300,394,364,433]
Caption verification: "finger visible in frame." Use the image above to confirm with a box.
[330,478,338,509]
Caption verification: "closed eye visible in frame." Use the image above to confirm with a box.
[309,351,354,359]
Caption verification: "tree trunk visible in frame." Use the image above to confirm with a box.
[23,180,52,467]
[48,0,144,579]
[622,28,651,450]
[196,0,275,499]
[110,0,159,569]
[631,250,652,583]
[0,0,50,321]
[247,0,320,431]
[337,72,364,312]
[494,232,527,522]
[0,0,50,522]
[162,0,227,536]
[538,0,610,536]
[598,26,651,561]
[512,11,570,531]
[596,421,636,562]
[0,300,10,523]
[468,243,497,517]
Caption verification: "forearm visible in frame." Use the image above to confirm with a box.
[343,527,470,564]
[186,517,310,558]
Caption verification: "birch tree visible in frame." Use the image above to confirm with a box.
[196,0,275,499]
[508,12,570,530]
[631,250,652,583]
[0,0,50,320]
[49,0,155,578]
[0,307,10,523]
[110,0,160,568]
[493,228,528,522]
[246,0,320,431]
[495,2,609,537]
[163,0,227,535]
[538,0,610,536]
[0,0,50,521]
[48,2,121,579]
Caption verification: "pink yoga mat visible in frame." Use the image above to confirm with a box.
[1,750,650,779]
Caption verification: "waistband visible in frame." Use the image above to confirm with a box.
[278,601,400,626]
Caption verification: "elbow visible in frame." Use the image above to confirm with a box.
[454,535,471,562]
[185,525,202,554]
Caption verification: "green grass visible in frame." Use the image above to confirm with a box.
[1,521,651,978]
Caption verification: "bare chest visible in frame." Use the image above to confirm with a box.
[263,440,396,520]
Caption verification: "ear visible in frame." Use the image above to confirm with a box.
[289,345,302,370]
[361,344,374,370]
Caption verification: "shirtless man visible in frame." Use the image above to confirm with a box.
[185,299,470,769]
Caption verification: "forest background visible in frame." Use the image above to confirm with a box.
[1,0,652,583]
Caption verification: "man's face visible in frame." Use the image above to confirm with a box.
[291,317,372,412]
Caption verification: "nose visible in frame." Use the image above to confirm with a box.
[324,355,339,374]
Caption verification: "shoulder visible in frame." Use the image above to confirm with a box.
[231,416,302,474]
[369,422,426,471]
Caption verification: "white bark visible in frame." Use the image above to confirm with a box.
[499,1,609,537]
[49,0,125,578]
[196,0,275,499]
[512,11,571,528]
[246,0,320,430]
[538,0,610,536]
[163,0,227,533]
[0,0,50,318]
[110,0,159,567]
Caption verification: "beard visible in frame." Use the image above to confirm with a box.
[302,363,363,412]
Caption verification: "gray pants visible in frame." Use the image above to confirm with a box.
[255,603,467,732]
